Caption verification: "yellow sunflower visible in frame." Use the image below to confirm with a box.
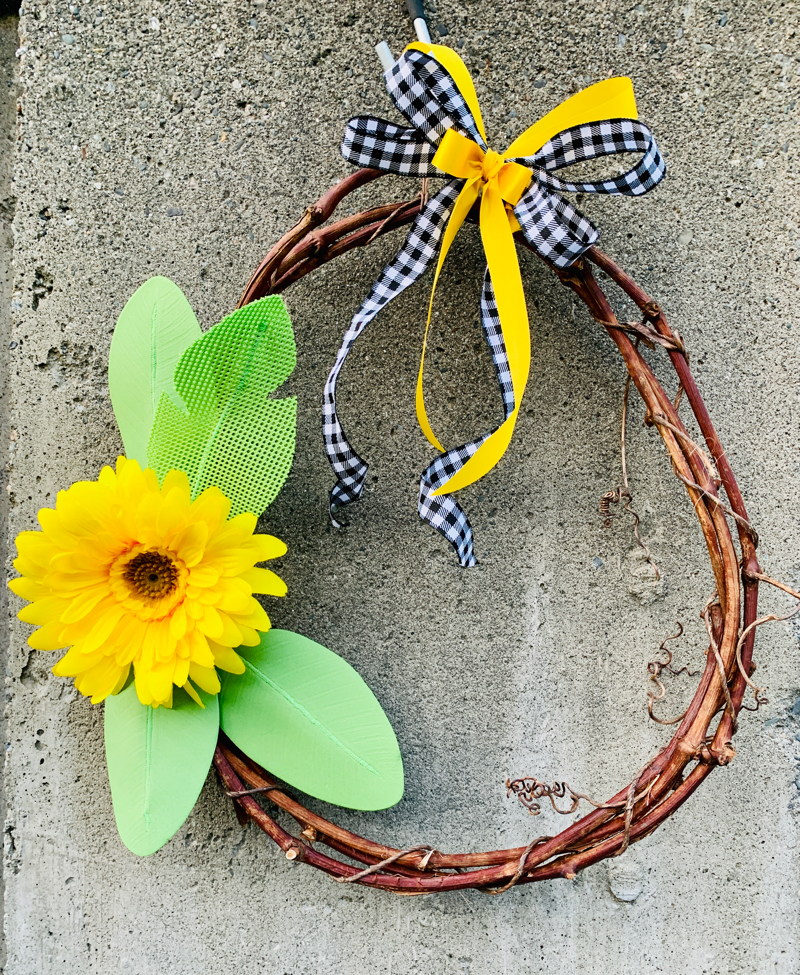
[9,456,286,708]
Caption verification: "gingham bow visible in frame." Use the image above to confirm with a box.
[323,43,665,567]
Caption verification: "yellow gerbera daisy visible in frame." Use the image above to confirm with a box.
[9,456,286,708]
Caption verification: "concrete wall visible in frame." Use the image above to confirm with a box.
[4,2,799,972]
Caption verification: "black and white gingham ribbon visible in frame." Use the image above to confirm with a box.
[324,48,666,567]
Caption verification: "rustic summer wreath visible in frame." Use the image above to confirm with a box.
[10,21,799,896]
[212,174,780,895]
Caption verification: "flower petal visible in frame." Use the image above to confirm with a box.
[150,618,177,662]
[113,616,147,667]
[147,664,175,707]
[205,548,263,577]
[216,611,245,648]
[229,599,271,633]
[8,576,49,601]
[171,521,209,568]
[186,628,215,668]
[188,564,220,588]
[169,603,188,641]
[134,669,154,706]
[226,511,258,538]
[109,665,131,696]
[15,531,59,568]
[188,662,221,695]
[28,621,67,651]
[18,596,70,626]
[37,507,81,551]
[190,485,231,531]
[196,605,224,641]
[236,625,263,647]
[209,642,246,675]
[240,567,287,598]
[81,604,127,654]
[77,656,128,704]
[249,534,287,562]
[61,586,112,624]
[182,679,205,708]
[53,644,104,677]
[185,597,205,621]
[173,655,190,688]
[160,468,191,501]
[155,485,190,542]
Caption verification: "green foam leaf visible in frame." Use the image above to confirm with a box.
[109,276,202,466]
[147,295,297,517]
[220,630,404,811]
[104,683,219,857]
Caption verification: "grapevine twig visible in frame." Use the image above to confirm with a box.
[599,347,660,579]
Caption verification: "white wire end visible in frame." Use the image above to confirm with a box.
[375,41,395,72]
[413,18,432,44]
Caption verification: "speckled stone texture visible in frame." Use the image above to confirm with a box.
[4,2,799,972]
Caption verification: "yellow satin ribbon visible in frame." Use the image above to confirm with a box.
[409,42,638,496]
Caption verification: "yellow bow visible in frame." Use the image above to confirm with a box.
[409,42,638,496]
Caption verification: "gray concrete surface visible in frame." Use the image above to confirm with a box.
[0,15,17,972]
[3,1,799,972]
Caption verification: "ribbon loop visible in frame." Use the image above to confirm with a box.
[323,44,666,566]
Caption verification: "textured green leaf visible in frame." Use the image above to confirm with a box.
[220,630,404,810]
[147,295,297,517]
[108,276,202,466]
[104,683,219,857]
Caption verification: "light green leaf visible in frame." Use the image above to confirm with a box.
[220,630,404,811]
[147,295,297,517]
[104,683,219,857]
[108,276,202,466]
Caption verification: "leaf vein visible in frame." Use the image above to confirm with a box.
[143,704,153,830]
[241,659,380,777]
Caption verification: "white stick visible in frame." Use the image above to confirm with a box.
[375,41,395,72]
[413,18,432,44]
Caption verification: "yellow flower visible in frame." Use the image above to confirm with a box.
[9,456,286,708]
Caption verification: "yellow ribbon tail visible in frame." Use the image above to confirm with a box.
[414,368,444,452]
[415,177,481,453]
[431,180,530,497]
[433,407,520,497]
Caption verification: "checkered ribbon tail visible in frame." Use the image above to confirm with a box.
[418,271,509,567]
[323,181,462,517]
[325,48,666,566]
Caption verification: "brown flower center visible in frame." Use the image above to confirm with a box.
[123,550,179,601]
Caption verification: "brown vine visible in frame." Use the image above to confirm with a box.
[599,352,660,579]
[646,622,699,726]
[211,168,771,894]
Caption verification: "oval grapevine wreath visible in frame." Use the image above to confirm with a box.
[10,23,798,894]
